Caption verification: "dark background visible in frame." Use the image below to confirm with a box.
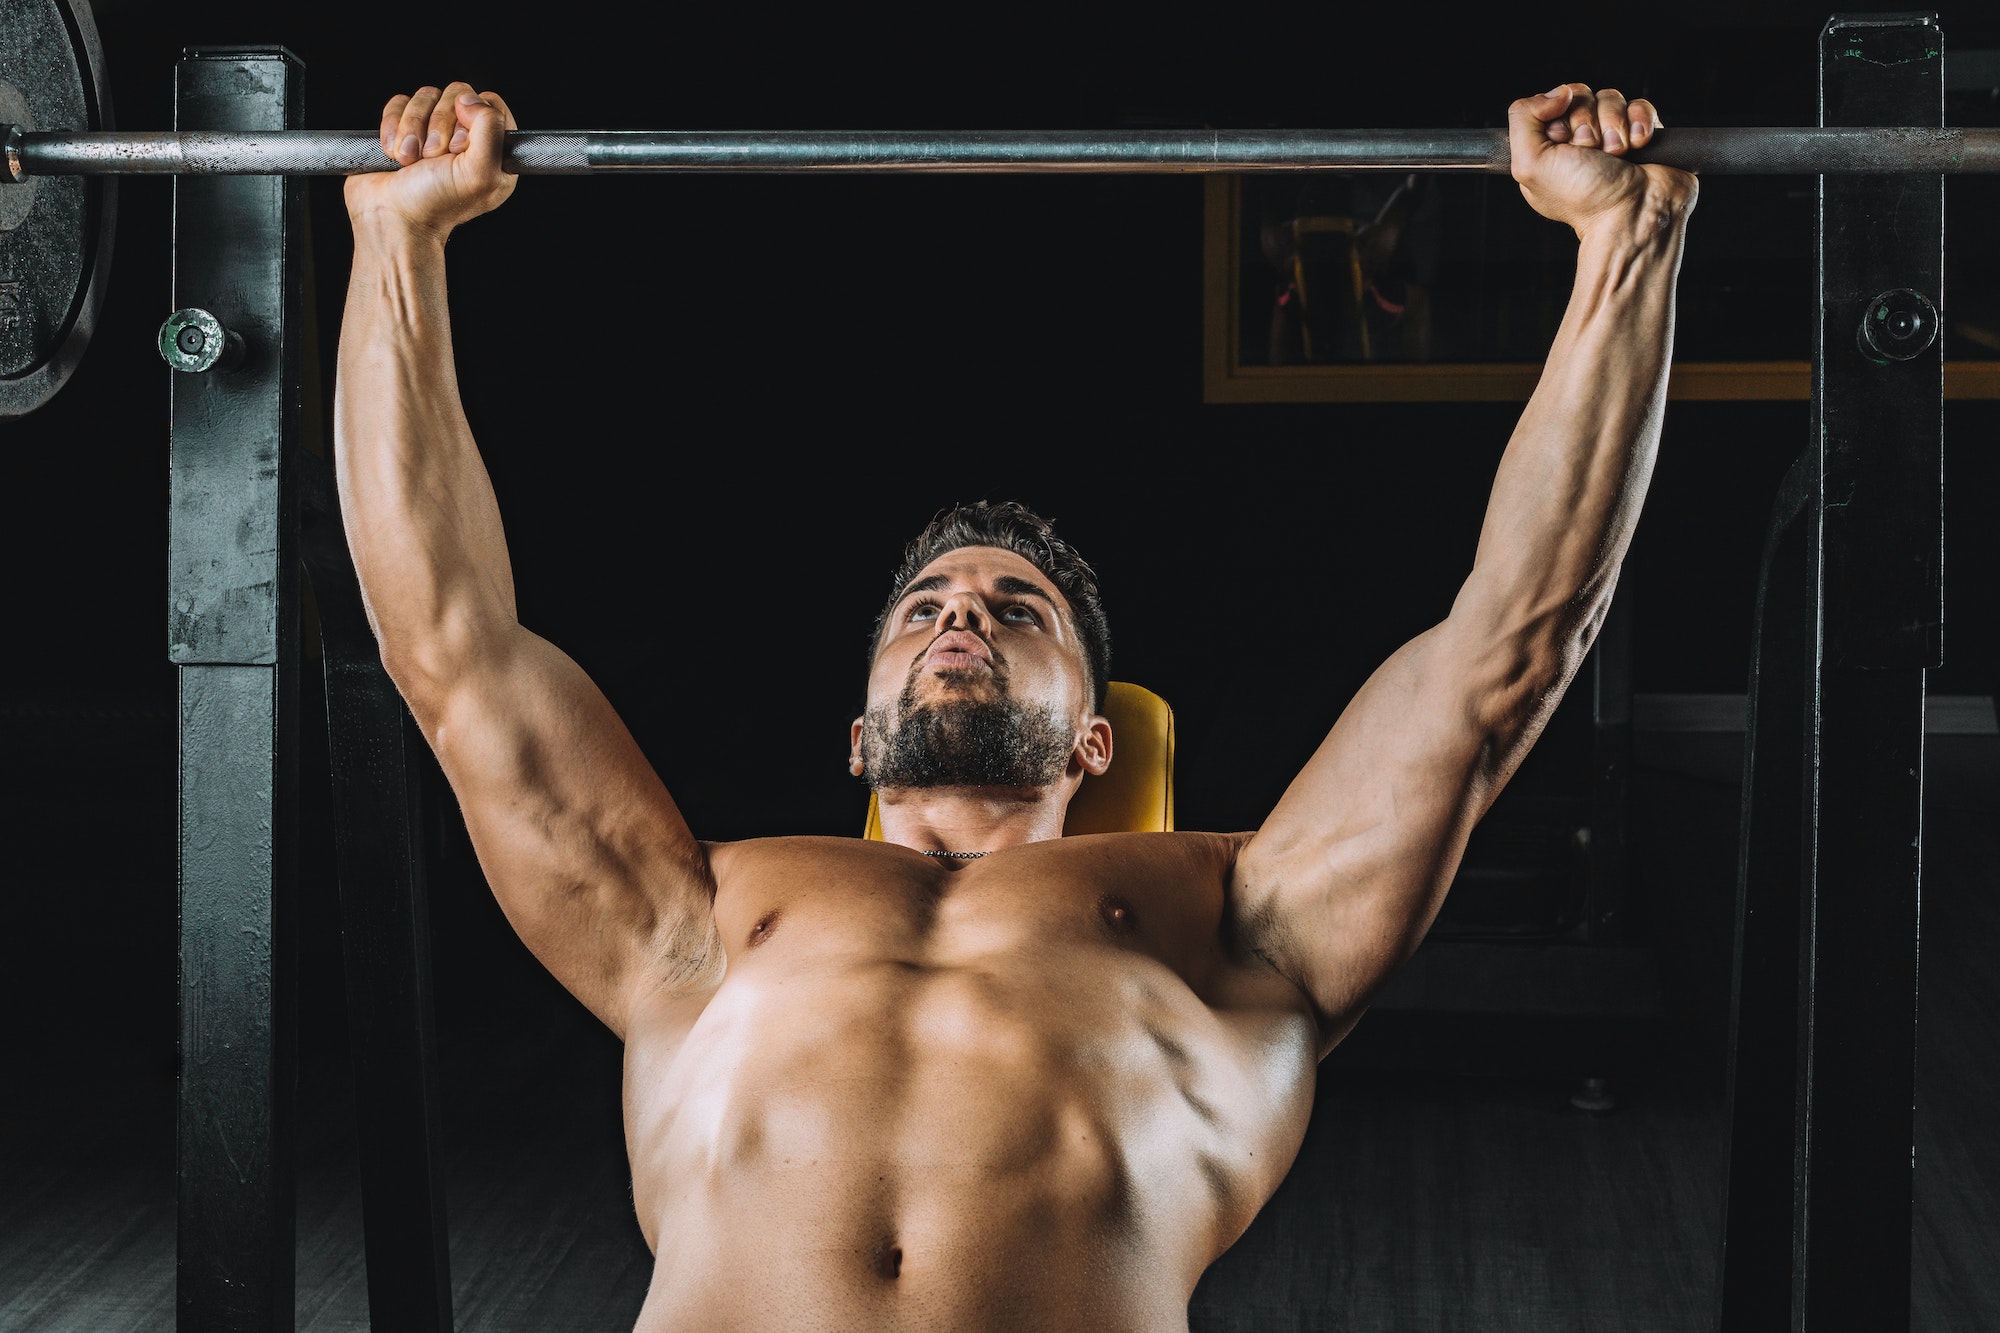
[3,1,1998,1326]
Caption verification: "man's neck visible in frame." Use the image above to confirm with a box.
[874,784,1071,855]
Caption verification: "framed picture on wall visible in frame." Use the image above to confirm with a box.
[1201,175,2000,404]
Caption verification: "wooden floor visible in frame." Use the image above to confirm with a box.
[1,734,1994,1331]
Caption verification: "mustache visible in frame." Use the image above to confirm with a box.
[907,626,1007,678]
[901,629,1009,715]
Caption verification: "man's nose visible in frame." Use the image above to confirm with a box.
[938,591,990,635]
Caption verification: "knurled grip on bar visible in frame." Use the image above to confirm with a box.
[6,126,2000,179]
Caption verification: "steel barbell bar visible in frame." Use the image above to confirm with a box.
[7,125,2000,179]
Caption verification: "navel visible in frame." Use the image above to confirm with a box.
[1098,895,1138,934]
[871,1236,903,1280]
[746,909,782,950]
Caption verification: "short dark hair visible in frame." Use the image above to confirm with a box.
[873,501,1112,712]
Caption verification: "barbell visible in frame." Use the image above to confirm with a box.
[5,0,1997,418]
[14,125,2000,179]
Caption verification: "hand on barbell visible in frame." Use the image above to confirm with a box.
[1508,84,1696,243]
[343,82,518,237]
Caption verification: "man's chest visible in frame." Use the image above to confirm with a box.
[704,830,1259,996]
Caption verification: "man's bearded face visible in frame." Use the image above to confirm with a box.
[860,666,1075,791]
[859,545,1093,792]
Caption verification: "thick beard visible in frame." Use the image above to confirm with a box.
[862,679,1075,791]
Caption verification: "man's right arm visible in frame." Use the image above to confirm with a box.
[336,84,721,1036]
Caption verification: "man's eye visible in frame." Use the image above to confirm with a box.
[1002,605,1039,625]
[908,603,940,622]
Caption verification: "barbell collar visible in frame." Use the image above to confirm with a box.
[4,126,2000,178]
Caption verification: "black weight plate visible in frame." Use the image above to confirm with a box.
[0,0,114,420]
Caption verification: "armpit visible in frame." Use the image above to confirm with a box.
[640,906,728,1000]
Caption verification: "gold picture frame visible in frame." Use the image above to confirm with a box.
[1201,177,2000,404]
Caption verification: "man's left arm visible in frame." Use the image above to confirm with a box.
[1230,84,1697,1057]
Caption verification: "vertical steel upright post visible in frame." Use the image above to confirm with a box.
[1717,13,1941,1331]
[1717,456,1814,1331]
[299,457,456,1332]
[1796,12,1939,1327]
[168,46,304,1333]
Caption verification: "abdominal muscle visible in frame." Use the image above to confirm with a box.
[623,954,1246,1332]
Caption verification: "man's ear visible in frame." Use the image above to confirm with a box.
[1073,713,1113,778]
[848,717,866,777]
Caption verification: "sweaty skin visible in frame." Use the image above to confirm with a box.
[338,83,1692,1331]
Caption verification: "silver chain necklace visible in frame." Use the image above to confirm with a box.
[921,849,989,859]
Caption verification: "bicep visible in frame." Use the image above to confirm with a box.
[1233,615,1559,1039]
[415,627,718,1034]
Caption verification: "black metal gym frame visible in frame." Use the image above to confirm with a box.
[1716,13,1941,1333]
[170,47,451,1332]
[169,47,302,1330]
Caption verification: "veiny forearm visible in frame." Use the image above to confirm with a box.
[1454,195,1689,684]
[334,217,519,699]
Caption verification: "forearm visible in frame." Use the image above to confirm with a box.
[1455,191,1689,664]
[334,214,519,700]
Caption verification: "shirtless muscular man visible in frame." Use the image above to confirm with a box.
[336,81,1693,1331]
